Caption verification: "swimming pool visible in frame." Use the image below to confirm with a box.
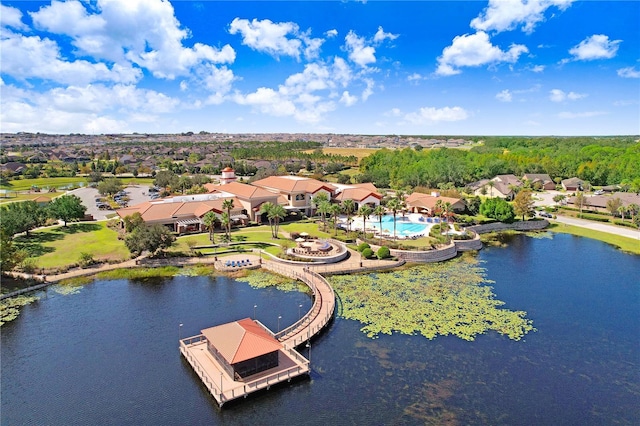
[367,215,430,236]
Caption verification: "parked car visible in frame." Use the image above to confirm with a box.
[539,211,552,218]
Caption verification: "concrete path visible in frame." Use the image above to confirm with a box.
[552,214,640,240]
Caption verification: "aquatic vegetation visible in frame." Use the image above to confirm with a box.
[54,277,92,294]
[329,257,535,341]
[524,230,553,239]
[236,270,309,293]
[178,265,216,277]
[1,295,38,326]
[95,266,181,280]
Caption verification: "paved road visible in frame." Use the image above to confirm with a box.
[552,214,640,241]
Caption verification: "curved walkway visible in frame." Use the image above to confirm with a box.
[552,214,640,240]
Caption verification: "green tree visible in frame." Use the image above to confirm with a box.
[268,204,287,238]
[0,230,26,272]
[125,224,175,256]
[222,199,235,238]
[574,192,586,214]
[0,201,47,236]
[513,190,535,221]
[259,202,276,238]
[48,195,86,226]
[480,198,515,223]
[386,198,402,239]
[329,203,342,236]
[553,194,566,205]
[154,170,179,192]
[373,204,386,236]
[202,211,217,243]
[358,204,373,237]
[341,199,356,232]
[97,177,123,196]
[606,197,623,216]
[466,196,481,215]
[220,212,231,242]
[317,200,331,230]
[123,212,145,233]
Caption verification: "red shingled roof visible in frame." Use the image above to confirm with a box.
[201,318,282,365]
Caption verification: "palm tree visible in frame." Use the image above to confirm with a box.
[259,202,275,238]
[487,180,495,198]
[220,212,231,242]
[618,205,627,221]
[222,199,234,237]
[312,192,329,218]
[202,211,216,243]
[358,204,373,237]
[443,201,453,224]
[341,199,356,232]
[329,203,342,236]
[386,198,402,240]
[373,204,386,237]
[269,204,287,238]
[317,200,331,230]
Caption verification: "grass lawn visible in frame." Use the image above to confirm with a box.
[302,147,379,161]
[14,222,129,270]
[0,192,59,205]
[548,223,640,255]
[1,177,88,191]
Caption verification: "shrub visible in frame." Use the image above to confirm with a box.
[357,242,370,252]
[376,246,390,259]
[78,252,95,268]
[361,248,374,259]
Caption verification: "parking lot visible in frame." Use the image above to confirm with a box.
[69,184,153,220]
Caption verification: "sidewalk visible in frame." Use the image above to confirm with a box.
[552,214,640,240]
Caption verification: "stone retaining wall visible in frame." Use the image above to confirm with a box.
[468,219,549,234]
[365,241,459,263]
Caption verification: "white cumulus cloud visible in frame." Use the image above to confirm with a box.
[344,30,377,68]
[471,0,574,34]
[617,67,640,78]
[567,34,621,61]
[404,106,469,125]
[436,31,528,76]
[496,90,512,102]
[1,4,29,31]
[549,89,587,102]
[30,0,235,79]
[229,18,323,61]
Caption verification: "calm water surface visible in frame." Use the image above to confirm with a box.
[2,233,639,425]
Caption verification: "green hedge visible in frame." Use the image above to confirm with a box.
[613,220,639,229]
[576,213,611,222]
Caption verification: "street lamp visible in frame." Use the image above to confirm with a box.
[220,372,224,397]
[298,304,302,321]
[277,315,282,333]
[306,341,311,366]
[179,323,183,341]
[253,304,257,320]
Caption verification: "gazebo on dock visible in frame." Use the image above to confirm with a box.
[202,318,282,380]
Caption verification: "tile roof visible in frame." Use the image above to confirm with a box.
[115,197,241,222]
[201,318,282,365]
[405,192,464,209]
[252,176,336,194]
[204,182,277,199]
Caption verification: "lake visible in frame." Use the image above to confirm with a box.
[2,233,639,425]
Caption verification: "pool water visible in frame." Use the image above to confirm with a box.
[369,215,430,235]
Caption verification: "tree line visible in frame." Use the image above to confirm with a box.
[357,137,640,190]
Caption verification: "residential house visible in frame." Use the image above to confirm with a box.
[467,175,520,199]
[562,177,584,192]
[522,173,555,190]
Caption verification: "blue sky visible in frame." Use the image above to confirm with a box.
[1,0,638,136]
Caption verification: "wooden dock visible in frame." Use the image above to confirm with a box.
[180,328,310,406]
[180,260,335,406]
